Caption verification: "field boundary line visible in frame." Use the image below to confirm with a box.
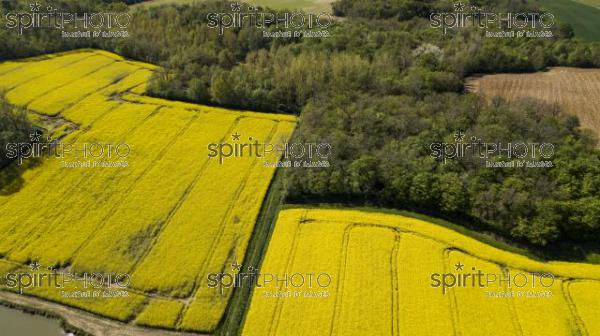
[219,166,291,335]
[561,280,589,336]
[390,232,401,336]
[443,248,462,336]
[266,210,307,336]
[328,222,351,336]
[119,93,296,122]
[500,266,524,336]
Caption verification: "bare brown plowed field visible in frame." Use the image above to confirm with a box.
[467,67,600,136]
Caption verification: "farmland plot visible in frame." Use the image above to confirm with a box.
[467,67,600,137]
[0,50,295,332]
[243,208,600,336]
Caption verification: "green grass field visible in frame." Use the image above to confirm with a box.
[574,0,600,8]
[541,0,600,41]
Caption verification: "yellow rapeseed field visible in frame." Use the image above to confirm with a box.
[242,208,600,336]
[0,50,295,332]
[134,298,184,328]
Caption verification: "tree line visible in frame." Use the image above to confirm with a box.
[1,0,599,247]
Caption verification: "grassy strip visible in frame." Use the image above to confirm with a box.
[216,168,287,336]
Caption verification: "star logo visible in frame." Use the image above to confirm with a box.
[232,132,241,141]
[453,2,465,12]
[29,261,41,271]
[30,131,42,142]
[230,2,242,12]
[454,131,466,142]
[455,262,464,271]
[29,2,41,12]
[231,261,242,271]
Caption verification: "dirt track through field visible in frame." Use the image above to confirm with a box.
[0,291,204,336]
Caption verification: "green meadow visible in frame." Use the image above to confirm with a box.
[541,0,600,41]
